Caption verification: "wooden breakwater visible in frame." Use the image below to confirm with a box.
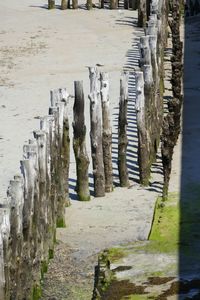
[0,0,183,297]
[0,89,71,299]
[48,0,139,10]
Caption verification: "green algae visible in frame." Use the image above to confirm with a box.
[107,247,127,263]
[147,193,179,254]
[32,285,42,300]
[56,217,66,228]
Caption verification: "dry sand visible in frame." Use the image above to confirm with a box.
[0,1,167,299]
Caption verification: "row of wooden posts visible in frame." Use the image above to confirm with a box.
[135,0,168,186]
[161,0,183,199]
[0,88,71,299]
[0,65,134,299]
[0,0,174,297]
[48,0,138,10]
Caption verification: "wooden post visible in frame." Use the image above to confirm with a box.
[132,0,138,10]
[0,229,5,300]
[49,103,66,227]
[0,206,10,300]
[33,130,49,270]
[124,0,129,9]
[20,154,38,299]
[48,0,55,9]
[135,71,150,186]
[61,97,71,207]
[139,36,151,69]
[7,176,24,300]
[138,0,147,27]
[101,0,104,8]
[110,0,118,9]
[73,81,90,201]
[89,67,105,197]
[86,0,93,9]
[72,0,78,9]
[118,72,129,187]
[61,0,68,9]
[50,89,70,208]
[100,72,113,193]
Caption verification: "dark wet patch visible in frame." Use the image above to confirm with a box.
[157,279,200,298]
[101,280,147,300]
[147,276,175,285]
[112,266,132,273]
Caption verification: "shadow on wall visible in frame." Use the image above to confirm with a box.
[179,12,200,294]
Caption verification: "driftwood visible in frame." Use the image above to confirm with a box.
[89,67,105,197]
[73,81,90,201]
[100,72,113,193]
[118,72,129,187]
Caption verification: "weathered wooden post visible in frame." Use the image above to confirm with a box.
[100,72,113,193]
[7,176,24,300]
[135,71,150,186]
[101,0,104,8]
[0,206,10,300]
[86,0,93,9]
[139,36,151,69]
[138,0,147,27]
[110,0,118,9]
[61,0,68,9]
[0,228,5,300]
[73,81,90,201]
[33,130,49,271]
[50,88,71,208]
[132,0,138,10]
[48,0,55,9]
[72,0,78,9]
[20,152,39,299]
[124,0,129,9]
[118,72,129,187]
[89,67,105,197]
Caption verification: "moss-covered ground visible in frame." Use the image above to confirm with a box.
[96,185,200,299]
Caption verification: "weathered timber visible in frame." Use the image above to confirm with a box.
[118,72,129,187]
[48,0,55,9]
[161,0,183,199]
[7,177,24,299]
[20,154,39,299]
[124,0,129,9]
[89,67,105,197]
[100,72,113,193]
[136,71,150,186]
[110,0,118,9]
[138,0,147,27]
[139,36,151,69]
[61,0,68,9]
[73,81,90,201]
[161,114,175,199]
[0,206,10,300]
[50,90,68,226]
[72,0,78,9]
[86,0,93,10]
